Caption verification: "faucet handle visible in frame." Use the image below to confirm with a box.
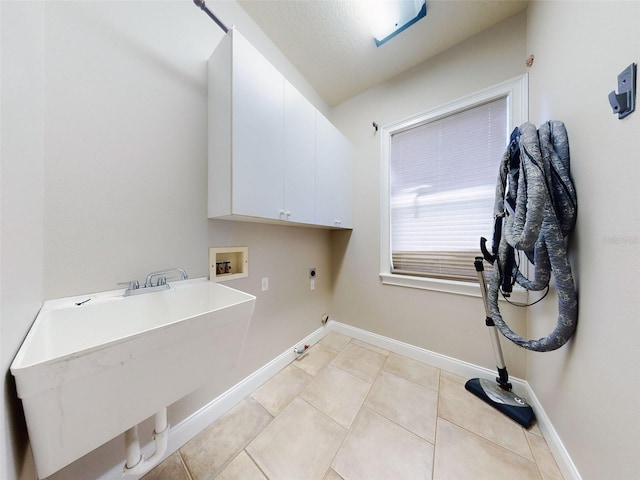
[118,280,140,290]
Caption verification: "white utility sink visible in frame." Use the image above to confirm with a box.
[11,278,256,479]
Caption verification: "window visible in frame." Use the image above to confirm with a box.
[380,75,528,296]
[390,97,506,282]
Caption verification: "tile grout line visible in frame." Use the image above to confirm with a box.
[177,450,194,480]
[235,400,276,472]
[358,353,441,447]
[524,429,564,480]
[251,340,353,480]
[238,448,271,480]
[431,369,443,480]
[432,415,442,480]
[301,340,374,480]
[328,348,439,478]
[439,414,540,468]
[269,393,350,480]
[523,430,546,480]
[301,337,441,478]
[208,399,276,480]
[383,352,442,394]
[250,363,313,418]
[327,404,368,480]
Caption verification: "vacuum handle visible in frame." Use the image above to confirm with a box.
[474,257,485,273]
[474,256,509,380]
[480,237,494,264]
[474,257,491,318]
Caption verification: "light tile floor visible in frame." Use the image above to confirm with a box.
[143,333,564,480]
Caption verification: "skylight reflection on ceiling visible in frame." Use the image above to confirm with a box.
[367,0,428,47]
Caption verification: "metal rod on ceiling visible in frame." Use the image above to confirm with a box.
[193,0,229,34]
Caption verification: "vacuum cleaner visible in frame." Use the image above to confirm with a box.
[465,121,578,427]
[464,257,535,429]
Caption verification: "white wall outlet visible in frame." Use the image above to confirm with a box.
[261,277,269,291]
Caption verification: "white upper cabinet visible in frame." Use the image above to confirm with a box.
[315,112,353,228]
[208,29,284,221]
[231,30,284,220]
[284,80,316,224]
[208,28,351,229]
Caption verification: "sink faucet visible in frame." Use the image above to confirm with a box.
[144,268,189,288]
[120,268,189,296]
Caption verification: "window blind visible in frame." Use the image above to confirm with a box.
[389,97,507,282]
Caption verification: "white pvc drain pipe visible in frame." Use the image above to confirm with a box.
[123,409,169,476]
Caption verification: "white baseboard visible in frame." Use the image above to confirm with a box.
[326,321,523,391]
[515,383,582,480]
[100,320,580,480]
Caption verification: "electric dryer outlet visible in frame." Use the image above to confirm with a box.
[309,268,317,291]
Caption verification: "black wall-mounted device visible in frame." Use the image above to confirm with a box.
[608,63,637,119]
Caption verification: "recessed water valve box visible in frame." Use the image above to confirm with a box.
[210,246,248,282]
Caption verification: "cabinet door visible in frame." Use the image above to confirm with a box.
[231,32,284,220]
[208,33,232,218]
[315,113,353,228]
[284,81,315,224]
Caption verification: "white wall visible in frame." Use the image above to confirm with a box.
[2,1,333,479]
[41,0,327,300]
[330,12,530,378]
[1,2,44,479]
[526,2,640,478]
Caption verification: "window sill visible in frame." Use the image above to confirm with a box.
[379,273,529,303]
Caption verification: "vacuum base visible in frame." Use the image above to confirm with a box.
[464,378,535,429]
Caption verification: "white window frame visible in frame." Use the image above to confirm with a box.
[379,74,529,299]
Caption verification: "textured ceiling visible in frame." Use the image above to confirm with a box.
[238,0,529,107]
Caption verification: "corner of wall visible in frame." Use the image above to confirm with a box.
[1,1,45,479]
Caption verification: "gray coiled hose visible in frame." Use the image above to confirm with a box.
[487,121,578,352]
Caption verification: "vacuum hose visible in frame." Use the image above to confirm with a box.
[486,121,578,352]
